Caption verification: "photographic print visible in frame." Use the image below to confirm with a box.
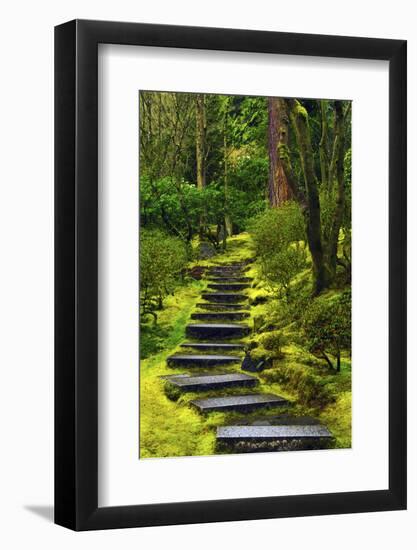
[139,91,352,459]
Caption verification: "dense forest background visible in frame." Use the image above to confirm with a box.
[140,92,351,338]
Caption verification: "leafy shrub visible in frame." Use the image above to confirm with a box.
[245,340,259,352]
[259,330,287,358]
[140,229,187,323]
[260,246,307,300]
[262,363,336,408]
[163,382,182,402]
[228,156,268,206]
[302,289,351,371]
[250,204,307,299]
[251,203,305,256]
[140,324,169,359]
[140,177,206,242]
[253,314,266,332]
[140,169,267,247]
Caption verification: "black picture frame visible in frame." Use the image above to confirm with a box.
[55,19,407,531]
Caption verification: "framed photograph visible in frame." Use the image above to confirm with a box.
[55,19,406,530]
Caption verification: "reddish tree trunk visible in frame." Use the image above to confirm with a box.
[268,97,293,207]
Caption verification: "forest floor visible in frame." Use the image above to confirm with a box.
[139,233,351,458]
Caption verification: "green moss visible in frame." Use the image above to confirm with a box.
[320,391,352,448]
[293,100,308,120]
[278,142,291,162]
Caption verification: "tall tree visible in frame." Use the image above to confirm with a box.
[327,101,348,279]
[195,93,206,190]
[278,98,350,294]
[222,96,233,239]
[268,97,293,207]
[319,100,330,191]
[195,93,207,239]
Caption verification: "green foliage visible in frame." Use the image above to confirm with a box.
[229,155,268,191]
[140,229,187,322]
[140,324,169,359]
[250,204,307,299]
[141,174,266,245]
[251,203,305,254]
[259,330,287,358]
[163,381,182,402]
[226,96,268,150]
[140,176,201,241]
[226,156,268,224]
[262,247,308,299]
[302,289,351,370]
[259,283,312,333]
[140,91,271,246]
[262,362,337,408]
[140,91,194,184]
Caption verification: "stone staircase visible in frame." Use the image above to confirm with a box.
[163,260,333,453]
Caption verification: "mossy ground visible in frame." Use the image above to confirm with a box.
[140,232,351,458]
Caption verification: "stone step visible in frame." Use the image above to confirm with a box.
[190,393,289,412]
[186,323,250,340]
[210,262,247,269]
[167,354,241,367]
[208,277,252,283]
[162,372,258,391]
[181,342,245,351]
[191,311,249,322]
[208,271,242,279]
[216,424,332,441]
[207,283,250,291]
[222,414,321,426]
[216,423,333,452]
[209,266,248,272]
[208,265,248,273]
[196,302,248,311]
[201,292,248,303]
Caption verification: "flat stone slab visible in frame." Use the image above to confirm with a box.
[191,311,249,321]
[210,263,249,269]
[208,277,252,283]
[216,425,332,440]
[226,414,322,426]
[163,372,258,391]
[208,266,248,273]
[196,302,247,311]
[181,342,245,351]
[186,323,250,339]
[167,354,241,367]
[191,393,288,412]
[209,267,248,273]
[208,283,250,291]
[201,292,248,303]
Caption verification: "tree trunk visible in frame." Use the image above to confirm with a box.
[286,99,331,294]
[195,94,206,237]
[321,350,335,370]
[223,99,233,236]
[195,94,206,190]
[319,100,329,190]
[268,97,293,207]
[336,352,341,372]
[326,101,347,278]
